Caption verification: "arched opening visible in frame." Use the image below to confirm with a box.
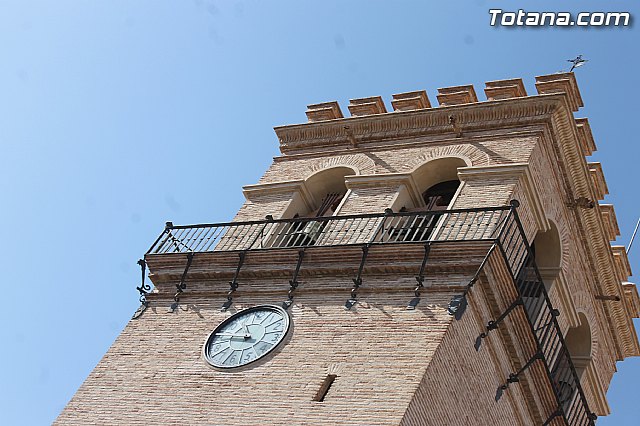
[517,222,562,335]
[273,166,354,247]
[532,221,562,291]
[411,157,467,211]
[549,313,592,408]
[565,313,592,379]
[422,180,461,211]
[303,167,352,217]
[386,158,466,243]
[281,166,353,220]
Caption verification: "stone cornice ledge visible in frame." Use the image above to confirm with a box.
[581,206,639,358]
[243,179,315,212]
[344,173,423,207]
[243,180,305,196]
[544,99,639,359]
[274,95,564,154]
[458,163,548,233]
[345,173,412,188]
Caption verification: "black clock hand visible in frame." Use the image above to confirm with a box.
[215,332,251,338]
[241,321,251,337]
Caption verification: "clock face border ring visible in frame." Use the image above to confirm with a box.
[202,304,292,370]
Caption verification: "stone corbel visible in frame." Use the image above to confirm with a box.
[622,282,640,318]
[457,163,549,233]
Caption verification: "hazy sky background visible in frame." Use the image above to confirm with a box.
[1,1,638,424]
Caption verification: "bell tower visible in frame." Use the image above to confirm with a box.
[57,73,639,425]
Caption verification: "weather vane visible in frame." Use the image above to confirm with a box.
[568,55,588,72]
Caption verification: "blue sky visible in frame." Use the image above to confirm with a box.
[1,1,638,424]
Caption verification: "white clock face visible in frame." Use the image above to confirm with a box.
[203,305,290,369]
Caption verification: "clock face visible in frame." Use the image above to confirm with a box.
[203,305,290,369]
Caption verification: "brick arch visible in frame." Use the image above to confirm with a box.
[557,222,573,273]
[402,145,488,173]
[542,209,572,276]
[534,219,562,271]
[306,154,376,176]
[571,290,599,360]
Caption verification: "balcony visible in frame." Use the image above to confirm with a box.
[147,208,509,254]
[144,204,596,425]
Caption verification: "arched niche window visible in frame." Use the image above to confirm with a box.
[422,180,461,211]
[532,221,562,291]
[302,167,352,218]
[394,157,466,213]
[565,313,592,379]
[549,313,592,408]
[279,166,353,220]
[273,166,354,247]
[516,222,562,329]
[385,157,466,243]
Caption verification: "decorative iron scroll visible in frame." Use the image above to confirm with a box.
[132,259,151,319]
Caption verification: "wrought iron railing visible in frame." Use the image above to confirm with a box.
[144,204,595,425]
[494,207,596,426]
[147,207,511,254]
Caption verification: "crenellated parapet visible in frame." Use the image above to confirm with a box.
[436,84,479,106]
[534,72,584,111]
[347,96,387,116]
[484,78,528,100]
[575,118,597,157]
[588,163,609,201]
[391,90,431,111]
[300,73,582,124]
[599,204,620,242]
[305,101,344,122]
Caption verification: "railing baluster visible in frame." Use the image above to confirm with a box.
[188,226,209,252]
[208,225,228,251]
[343,216,359,244]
